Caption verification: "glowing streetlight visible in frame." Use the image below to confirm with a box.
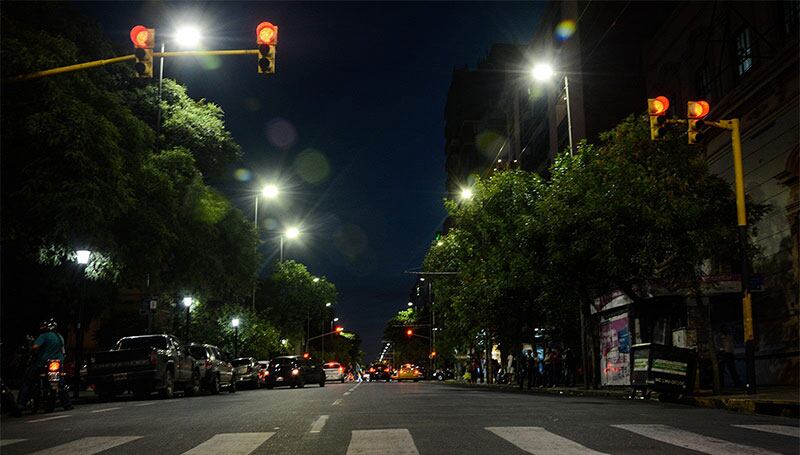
[281,338,288,346]
[261,184,279,199]
[76,250,91,265]
[407,302,414,307]
[174,26,202,49]
[182,296,193,341]
[531,62,555,81]
[436,241,444,247]
[333,317,339,322]
[231,318,240,328]
[325,302,332,307]
[285,227,300,239]
[182,296,193,308]
[459,188,474,201]
[231,318,240,356]
[313,277,320,283]
[73,248,92,398]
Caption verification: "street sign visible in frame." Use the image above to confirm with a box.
[141,298,157,315]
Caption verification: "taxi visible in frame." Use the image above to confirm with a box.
[390,363,423,382]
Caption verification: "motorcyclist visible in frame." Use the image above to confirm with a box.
[12,319,73,416]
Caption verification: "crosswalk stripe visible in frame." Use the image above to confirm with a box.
[310,415,329,433]
[0,439,26,447]
[613,424,780,454]
[347,429,419,455]
[486,426,607,454]
[181,433,274,455]
[733,425,800,438]
[28,436,141,455]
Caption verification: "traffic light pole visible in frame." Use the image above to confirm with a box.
[5,49,260,83]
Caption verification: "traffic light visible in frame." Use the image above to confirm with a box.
[256,22,278,74]
[429,351,437,359]
[687,100,710,144]
[129,25,154,78]
[406,329,413,337]
[335,326,344,334]
[647,96,670,141]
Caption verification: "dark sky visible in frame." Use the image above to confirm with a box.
[74,1,542,360]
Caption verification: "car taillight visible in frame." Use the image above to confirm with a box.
[265,370,270,376]
[338,367,344,373]
[149,350,158,365]
[48,360,61,372]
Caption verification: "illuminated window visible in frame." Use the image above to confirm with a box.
[736,28,753,76]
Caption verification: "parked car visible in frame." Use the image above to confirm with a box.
[391,363,423,382]
[265,356,325,389]
[323,362,346,383]
[366,363,392,382]
[85,334,199,399]
[232,357,263,389]
[432,367,455,381]
[188,343,236,394]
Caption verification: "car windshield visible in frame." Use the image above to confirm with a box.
[117,336,167,350]
[231,359,251,367]
[189,347,207,359]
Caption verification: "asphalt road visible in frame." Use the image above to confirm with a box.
[1,381,798,454]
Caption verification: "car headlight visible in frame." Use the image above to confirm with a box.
[291,368,300,376]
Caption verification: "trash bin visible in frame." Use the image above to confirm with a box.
[631,343,695,396]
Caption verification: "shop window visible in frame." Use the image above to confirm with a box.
[736,27,753,76]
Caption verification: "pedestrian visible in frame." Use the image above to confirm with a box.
[517,353,528,390]
[543,347,553,387]
[715,325,741,387]
[550,347,562,387]
[526,351,535,390]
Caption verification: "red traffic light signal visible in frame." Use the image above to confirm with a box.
[648,96,670,116]
[687,100,710,119]
[406,329,413,337]
[687,100,711,144]
[256,22,279,45]
[303,352,310,359]
[129,25,154,49]
[647,96,670,141]
[335,326,344,333]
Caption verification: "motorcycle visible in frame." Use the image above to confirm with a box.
[30,359,66,413]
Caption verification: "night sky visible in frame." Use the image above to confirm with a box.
[74,1,542,360]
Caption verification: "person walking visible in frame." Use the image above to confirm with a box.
[526,350,535,390]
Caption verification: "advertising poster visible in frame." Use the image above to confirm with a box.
[600,313,630,386]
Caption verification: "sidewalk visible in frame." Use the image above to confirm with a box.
[443,380,799,418]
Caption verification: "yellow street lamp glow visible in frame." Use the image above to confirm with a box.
[531,62,554,81]
[261,184,279,199]
[285,227,300,239]
[175,26,202,49]
[459,188,474,200]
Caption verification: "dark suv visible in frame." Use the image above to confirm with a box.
[265,356,325,389]
[188,343,236,394]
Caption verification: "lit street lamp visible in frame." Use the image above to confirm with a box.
[459,187,474,201]
[183,296,193,342]
[73,249,91,398]
[407,302,413,307]
[231,318,240,357]
[252,183,280,309]
[156,25,205,133]
[531,62,574,156]
[280,226,300,261]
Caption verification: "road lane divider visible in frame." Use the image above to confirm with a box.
[344,392,351,396]
[0,439,26,447]
[487,426,607,455]
[332,399,342,406]
[310,415,329,433]
[613,424,779,455]
[347,429,419,455]
[26,415,71,423]
[181,432,275,455]
[28,436,141,455]
[90,407,121,413]
[134,402,156,407]
[732,425,800,438]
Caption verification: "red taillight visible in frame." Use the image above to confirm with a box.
[338,367,344,373]
[369,368,375,373]
[149,350,158,365]
[48,360,61,372]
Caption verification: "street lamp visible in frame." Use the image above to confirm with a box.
[459,187,474,201]
[531,62,574,156]
[182,296,193,342]
[73,249,91,398]
[407,302,413,307]
[280,226,300,261]
[231,318,240,357]
[174,26,202,49]
[325,302,332,308]
[252,183,280,309]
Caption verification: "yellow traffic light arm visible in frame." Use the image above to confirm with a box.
[4,49,260,83]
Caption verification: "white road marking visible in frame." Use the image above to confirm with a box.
[613,424,779,454]
[733,425,800,438]
[28,436,141,455]
[347,429,419,455]
[27,415,72,423]
[134,402,156,407]
[90,407,120,413]
[310,415,329,433]
[486,426,607,454]
[332,399,343,406]
[181,432,274,455]
[0,439,26,447]
[344,391,351,396]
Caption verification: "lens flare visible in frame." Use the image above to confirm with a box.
[233,168,252,182]
[295,149,330,184]
[555,20,577,41]
[266,118,297,150]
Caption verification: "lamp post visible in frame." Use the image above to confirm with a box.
[73,249,91,398]
[231,318,240,357]
[280,226,300,261]
[531,62,574,156]
[321,304,333,361]
[252,184,280,309]
[182,296,193,342]
[156,26,203,135]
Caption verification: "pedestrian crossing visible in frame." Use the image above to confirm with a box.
[1,423,797,454]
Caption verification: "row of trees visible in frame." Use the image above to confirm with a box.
[420,115,765,383]
[0,5,362,367]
